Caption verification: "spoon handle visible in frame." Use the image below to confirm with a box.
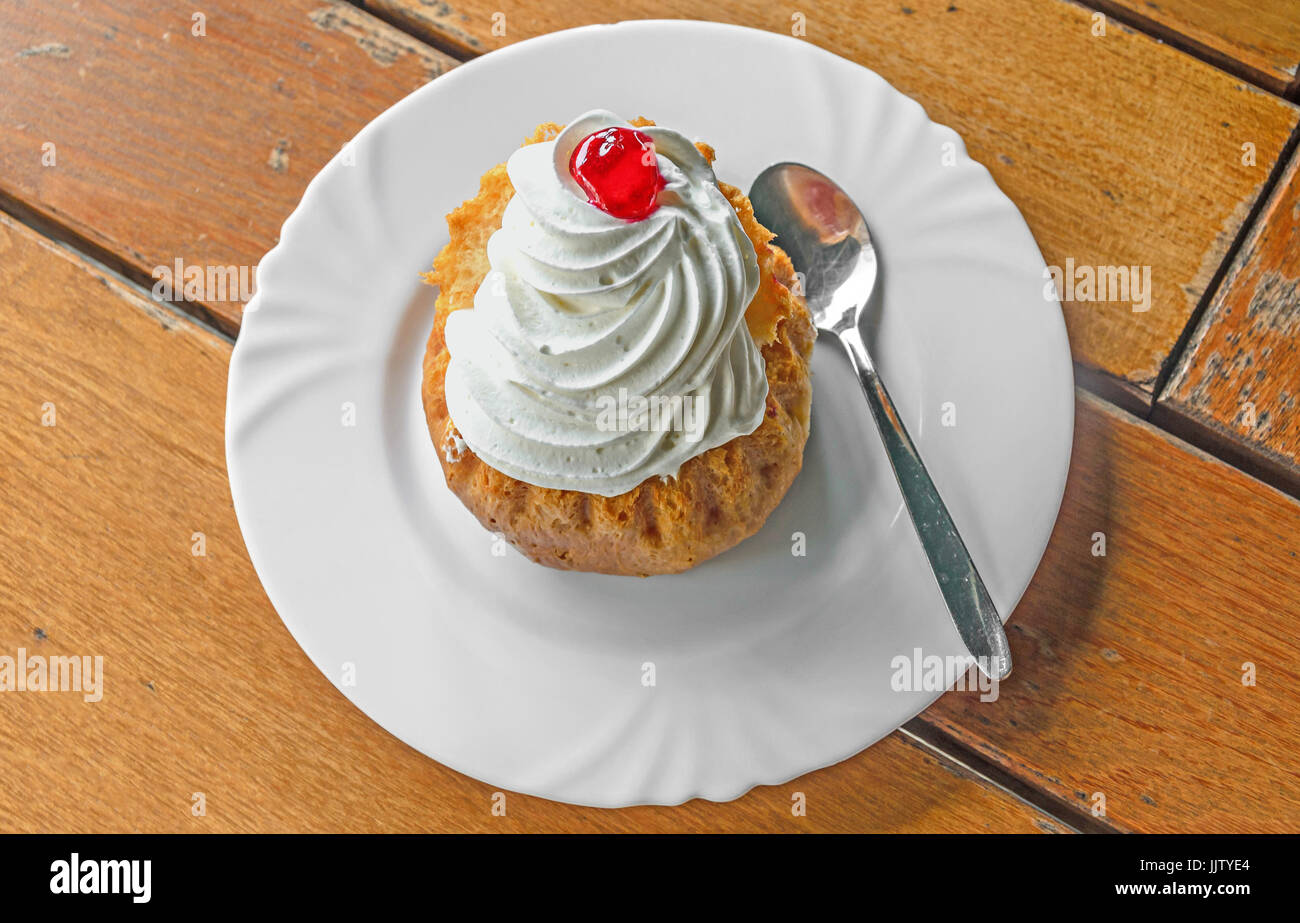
[836,326,1012,681]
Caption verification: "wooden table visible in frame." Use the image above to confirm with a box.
[1,0,1297,833]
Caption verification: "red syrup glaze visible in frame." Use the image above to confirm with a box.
[568,127,665,221]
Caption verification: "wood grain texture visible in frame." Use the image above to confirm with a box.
[0,0,1295,399]
[919,389,1300,833]
[4,0,1297,835]
[6,202,1298,832]
[0,0,456,335]
[362,0,1299,400]
[0,213,1065,833]
[1098,0,1300,95]
[1157,149,1300,491]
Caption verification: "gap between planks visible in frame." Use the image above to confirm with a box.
[0,187,235,344]
[900,722,1112,833]
[1145,123,1300,405]
[1067,0,1298,100]
[1142,124,1300,500]
[348,0,482,62]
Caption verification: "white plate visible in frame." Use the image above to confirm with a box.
[227,21,1073,807]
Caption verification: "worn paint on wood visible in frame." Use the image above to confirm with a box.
[1159,151,1300,487]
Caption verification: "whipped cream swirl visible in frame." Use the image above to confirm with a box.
[443,110,767,496]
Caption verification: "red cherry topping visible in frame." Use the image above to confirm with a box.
[568,127,664,221]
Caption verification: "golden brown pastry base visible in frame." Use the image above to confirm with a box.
[421,120,815,576]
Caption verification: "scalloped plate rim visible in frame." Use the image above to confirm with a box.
[226,19,1074,809]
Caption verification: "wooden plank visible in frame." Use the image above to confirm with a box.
[1096,0,1300,96]
[363,0,1299,401]
[5,0,1296,834]
[0,0,456,335]
[0,213,1066,833]
[1156,149,1300,493]
[2,0,1295,399]
[920,389,1300,833]
[368,0,1300,96]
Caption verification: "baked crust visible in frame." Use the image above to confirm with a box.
[421,120,815,576]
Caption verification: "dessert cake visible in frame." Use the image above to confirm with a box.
[421,111,814,576]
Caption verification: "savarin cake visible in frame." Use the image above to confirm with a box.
[421,111,815,576]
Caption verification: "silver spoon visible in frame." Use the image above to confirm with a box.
[750,163,1012,681]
